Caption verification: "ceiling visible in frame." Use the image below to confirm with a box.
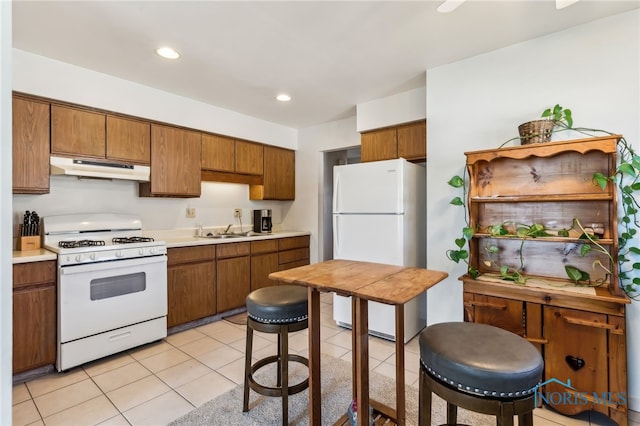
[12,1,639,129]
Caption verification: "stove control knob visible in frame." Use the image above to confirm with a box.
[115,251,124,258]
[149,247,156,255]
[90,253,97,261]
[139,249,145,256]
[75,254,83,262]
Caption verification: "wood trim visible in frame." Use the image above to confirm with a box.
[201,170,262,185]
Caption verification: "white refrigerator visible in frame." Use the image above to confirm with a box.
[332,158,426,342]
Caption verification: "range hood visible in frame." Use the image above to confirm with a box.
[50,156,150,182]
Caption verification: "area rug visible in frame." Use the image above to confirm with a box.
[169,355,495,425]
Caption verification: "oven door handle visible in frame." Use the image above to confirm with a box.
[59,255,167,275]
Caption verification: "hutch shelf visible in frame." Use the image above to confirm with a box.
[461,135,630,425]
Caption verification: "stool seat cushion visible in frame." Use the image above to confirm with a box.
[420,322,543,399]
[246,285,308,324]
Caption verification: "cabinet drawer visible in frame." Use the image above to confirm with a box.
[13,261,56,289]
[217,242,251,259]
[167,246,215,266]
[251,239,279,254]
[278,235,310,251]
[279,247,309,265]
[279,259,310,271]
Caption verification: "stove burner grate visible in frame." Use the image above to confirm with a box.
[59,240,106,249]
[112,236,155,244]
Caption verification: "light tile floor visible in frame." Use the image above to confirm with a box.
[12,292,639,425]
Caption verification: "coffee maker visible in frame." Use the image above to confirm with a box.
[253,209,272,233]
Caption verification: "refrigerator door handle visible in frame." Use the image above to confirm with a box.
[333,173,341,213]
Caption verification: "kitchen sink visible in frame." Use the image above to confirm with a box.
[197,234,242,239]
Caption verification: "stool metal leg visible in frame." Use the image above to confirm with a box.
[276,332,282,387]
[517,412,533,426]
[447,402,458,425]
[243,322,254,412]
[280,324,289,426]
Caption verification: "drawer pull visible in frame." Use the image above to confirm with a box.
[526,337,548,344]
[562,315,620,333]
[465,301,507,310]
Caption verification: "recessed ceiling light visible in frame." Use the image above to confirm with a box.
[276,94,291,102]
[155,47,180,59]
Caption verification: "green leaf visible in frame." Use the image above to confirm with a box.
[629,247,640,255]
[463,227,475,240]
[580,245,592,256]
[558,229,569,237]
[455,238,466,248]
[447,250,461,263]
[450,197,464,206]
[448,175,464,188]
[592,173,609,190]
[469,267,479,279]
[633,262,640,270]
[516,227,529,237]
[487,245,499,254]
[619,162,637,177]
[564,110,573,128]
[541,108,552,118]
[565,265,589,283]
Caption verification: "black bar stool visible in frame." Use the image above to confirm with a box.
[418,322,544,426]
[242,285,309,425]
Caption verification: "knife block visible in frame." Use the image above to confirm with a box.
[17,225,41,251]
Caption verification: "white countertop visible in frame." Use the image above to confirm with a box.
[11,230,311,263]
[12,249,57,264]
[157,230,311,248]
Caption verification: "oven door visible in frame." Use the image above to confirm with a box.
[58,254,167,344]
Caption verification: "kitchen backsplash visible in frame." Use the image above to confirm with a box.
[12,175,284,236]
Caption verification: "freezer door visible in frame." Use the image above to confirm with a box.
[333,159,404,214]
[333,214,404,265]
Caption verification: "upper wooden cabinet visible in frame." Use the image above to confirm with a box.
[106,115,151,165]
[201,134,235,173]
[201,135,265,186]
[12,96,50,194]
[250,145,295,200]
[51,105,106,158]
[139,124,202,198]
[361,120,426,163]
[235,140,263,175]
[51,104,151,165]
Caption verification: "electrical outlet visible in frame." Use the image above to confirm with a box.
[234,208,242,218]
[186,207,196,218]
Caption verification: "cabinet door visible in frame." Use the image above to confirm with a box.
[13,285,56,373]
[397,121,426,161]
[217,256,251,312]
[251,253,279,291]
[51,105,105,158]
[463,293,525,336]
[144,124,202,197]
[201,133,235,172]
[254,145,295,200]
[361,128,397,162]
[106,115,151,165]
[167,262,216,328]
[12,96,50,194]
[235,140,263,175]
[543,306,609,417]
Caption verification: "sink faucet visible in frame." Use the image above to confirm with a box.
[196,224,203,237]
[224,224,232,234]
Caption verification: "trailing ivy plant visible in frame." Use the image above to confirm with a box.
[447,103,640,298]
[445,174,478,279]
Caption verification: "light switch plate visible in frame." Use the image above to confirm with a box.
[186,207,196,218]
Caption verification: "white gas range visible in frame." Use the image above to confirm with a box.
[43,213,168,372]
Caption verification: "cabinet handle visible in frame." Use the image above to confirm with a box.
[464,301,507,310]
[562,315,622,334]
[526,337,548,344]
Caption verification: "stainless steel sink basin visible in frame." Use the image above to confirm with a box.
[196,232,251,239]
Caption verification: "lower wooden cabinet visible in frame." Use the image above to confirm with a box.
[13,261,56,374]
[250,239,279,291]
[217,242,251,312]
[464,289,628,425]
[167,246,216,328]
[278,235,310,270]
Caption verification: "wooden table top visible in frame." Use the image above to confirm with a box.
[269,259,449,305]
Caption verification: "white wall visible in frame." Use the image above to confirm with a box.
[356,87,426,132]
[0,2,12,422]
[425,10,639,408]
[11,50,298,234]
[296,116,361,263]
